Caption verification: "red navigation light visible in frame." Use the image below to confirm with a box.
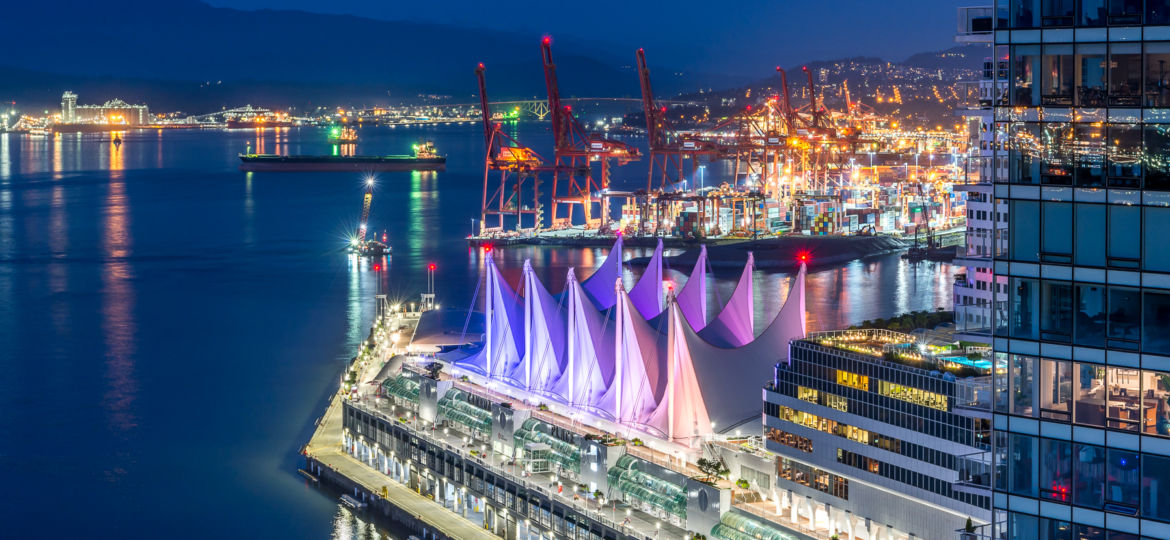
[542,36,551,45]
[638,47,644,53]
[796,251,811,264]
[664,280,675,292]
[775,66,781,72]
[484,244,493,253]
[745,105,752,111]
[564,105,572,112]
[478,62,484,69]
[428,263,436,271]
[373,264,381,271]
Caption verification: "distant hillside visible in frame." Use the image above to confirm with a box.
[0,1,632,106]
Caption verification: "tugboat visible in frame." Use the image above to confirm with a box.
[328,125,358,144]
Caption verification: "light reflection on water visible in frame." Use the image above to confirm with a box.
[0,125,957,537]
[471,244,954,332]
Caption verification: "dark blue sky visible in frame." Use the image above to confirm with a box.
[206,0,968,74]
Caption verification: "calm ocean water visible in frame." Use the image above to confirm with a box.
[0,124,954,538]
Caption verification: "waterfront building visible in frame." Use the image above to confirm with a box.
[330,240,827,540]
[61,91,77,123]
[72,96,150,125]
[979,1,1170,538]
[762,329,993,540]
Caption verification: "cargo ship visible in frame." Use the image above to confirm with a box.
[238,141,445,172]
[227,119,294,129]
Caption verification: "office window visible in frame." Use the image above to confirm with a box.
[1041,0,1075,25]
[1012,0,1040,28]
[1151,0,1170,24]
[1041,202,1073,261]
[1143,453,1170,520]
[1110,43,1143,106]
[1108,286,1141,349]
[1011,123,1042,183]
[1146,209,1170,272]
[1041,281,1074,341]
[1008,511,1038,538]
[1012,277,1040,339]
[1043,45,1075,105]
[1013,45,1041,105]
[1080,0,1108,25]
[1145,125,1170,191]
[1074,443,1106,508]
[1107,124,1141,187]
[1144,291,1170,355]
[1075,363,1108,427]
[1040,359,1073,421]
[1010,433,1038,496]
[1039,438,1072,501]
[1038,518,1073,540]
[1076,284,1107,347]
[1108,205,1140,268]
[1108,0,1142,24]
[1107,366,1141,432]
[1011,200,1040,262]
[1075,204,1106,267]
[1073,123,1104,187]
[1107,448,1140,509]
[1078,43,1108,106]
[1012,355,1036,417]
[1146,43,1170,107]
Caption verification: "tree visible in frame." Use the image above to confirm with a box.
[696,458,729,482]
[965,517,976,533]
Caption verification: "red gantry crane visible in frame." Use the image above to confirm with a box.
[541,36,640,229]
[477,62,546,234]
[636,48,725,193]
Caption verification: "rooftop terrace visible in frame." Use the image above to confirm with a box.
[805,328,992,377]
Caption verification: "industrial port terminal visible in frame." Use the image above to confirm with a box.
[471,38,971,258]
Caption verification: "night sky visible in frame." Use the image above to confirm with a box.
[206,0,968,75]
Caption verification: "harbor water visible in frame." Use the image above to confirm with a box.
[0,124,956,538]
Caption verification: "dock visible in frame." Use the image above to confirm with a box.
[302,307,498,540]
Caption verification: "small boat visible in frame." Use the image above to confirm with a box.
[328,125,358,144]
[113,135,123,146]
[340,494,366,509]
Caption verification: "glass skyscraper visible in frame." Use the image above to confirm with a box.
[987,1,1170,538]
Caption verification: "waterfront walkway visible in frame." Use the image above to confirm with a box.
[306,366,499,540]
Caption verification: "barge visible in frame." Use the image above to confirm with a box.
[238,141,445,172]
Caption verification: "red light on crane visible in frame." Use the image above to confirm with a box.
[428,263,436,271]
[542,36,551,45]
[373,264,381,271]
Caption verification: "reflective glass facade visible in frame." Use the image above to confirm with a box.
[993,8,1170,537]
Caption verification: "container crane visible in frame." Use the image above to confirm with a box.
[541,36,640,229]
[636,48,724,194]
[477,63,546,234]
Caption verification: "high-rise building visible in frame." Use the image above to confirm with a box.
[985,1,1170,538]
[763,329,993,540]
[61,91,77,123]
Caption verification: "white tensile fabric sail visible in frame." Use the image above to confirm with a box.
[481,253,525,381]
[643,297,714,445]
[510,260,567,398]
[628,238,664,319]
[553,268,616,413]
[674,245,708,330]
[598,280,665,430]
[681,263,807,433]
[697,252,755,347]
[580,235,623,310]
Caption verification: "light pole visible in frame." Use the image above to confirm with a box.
[698,164,706,190]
